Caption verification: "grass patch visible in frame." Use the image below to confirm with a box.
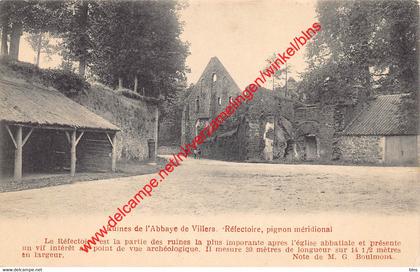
[0,157,167,193]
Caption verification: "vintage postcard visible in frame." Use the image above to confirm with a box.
[0,0,418,270]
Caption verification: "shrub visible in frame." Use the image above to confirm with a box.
[0,57,89,96]
[40,68,89,96]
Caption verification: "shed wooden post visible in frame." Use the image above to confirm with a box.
[6,125,33,181]
[134,75,138,93]
[70,130,77,177]
[14,126,22,181]
[111,133,117,172]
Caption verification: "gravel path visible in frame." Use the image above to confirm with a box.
[0,158,418,219]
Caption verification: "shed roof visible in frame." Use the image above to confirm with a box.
[342,94,414,136]
[0,78,119,131]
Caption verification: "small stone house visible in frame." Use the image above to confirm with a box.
[338,94,418,165]
[182,56,300,161]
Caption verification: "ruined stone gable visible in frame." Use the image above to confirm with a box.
[181,57,242,144]
[197,84,298,162]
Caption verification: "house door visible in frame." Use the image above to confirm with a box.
[385,136,417,165]
[304,135,317,160]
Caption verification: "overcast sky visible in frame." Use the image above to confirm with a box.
[19,0,317,90]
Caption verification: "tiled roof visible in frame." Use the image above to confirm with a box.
[342,94,414,136]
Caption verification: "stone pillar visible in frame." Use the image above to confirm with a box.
[293,143,299,160]
[154,106,159,159]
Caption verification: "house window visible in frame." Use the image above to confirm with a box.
[212,73,217,82]
[195,97,200,113]
[229,96,233,103]
[217,97,222,105]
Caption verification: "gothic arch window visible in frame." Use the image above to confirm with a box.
[229,96,233,103]
[195,96,200,113]
[195,120,200,136]
[217,97,222,106]
[212,73,217,82]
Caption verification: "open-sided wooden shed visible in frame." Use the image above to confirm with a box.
[0,78,120,181]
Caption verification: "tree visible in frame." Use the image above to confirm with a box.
[0,1,11,55]
[88,0,189,97]
[58,0,91,77]
[0,0,190,100]
[265,54,293,94]
[0,0,67,60]
[25,32,57,67]
[0,0,28,59]
[300,0,418,104]
[370,1,418,94]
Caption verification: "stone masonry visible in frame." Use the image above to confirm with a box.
[338,136,385,163]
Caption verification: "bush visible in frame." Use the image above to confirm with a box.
[41,69,89,96]
[0,57,89,96]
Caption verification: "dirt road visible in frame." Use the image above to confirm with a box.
[0,158,418,219]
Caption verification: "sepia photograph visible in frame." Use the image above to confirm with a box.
[0,0,418,269]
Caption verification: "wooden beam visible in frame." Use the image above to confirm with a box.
[5,124,17,148]
[75,131,84,146]
[65,131,71,144]
[14,126,22,181]
[3,122,119,133]
[134,75,138,93]
[70,130,76,177]
[111,133,117,172]
[106,133,114,148]
[22,127,34,147]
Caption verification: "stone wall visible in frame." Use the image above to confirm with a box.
[238,89,296,161]
[294,103,355,161]
[73,85,158,161]
[195,94,366,163]
[159,112,182,147]
[158,145,180,155]
[242,117,263,161]
[200,131,240,161]
[338,136,384,163]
